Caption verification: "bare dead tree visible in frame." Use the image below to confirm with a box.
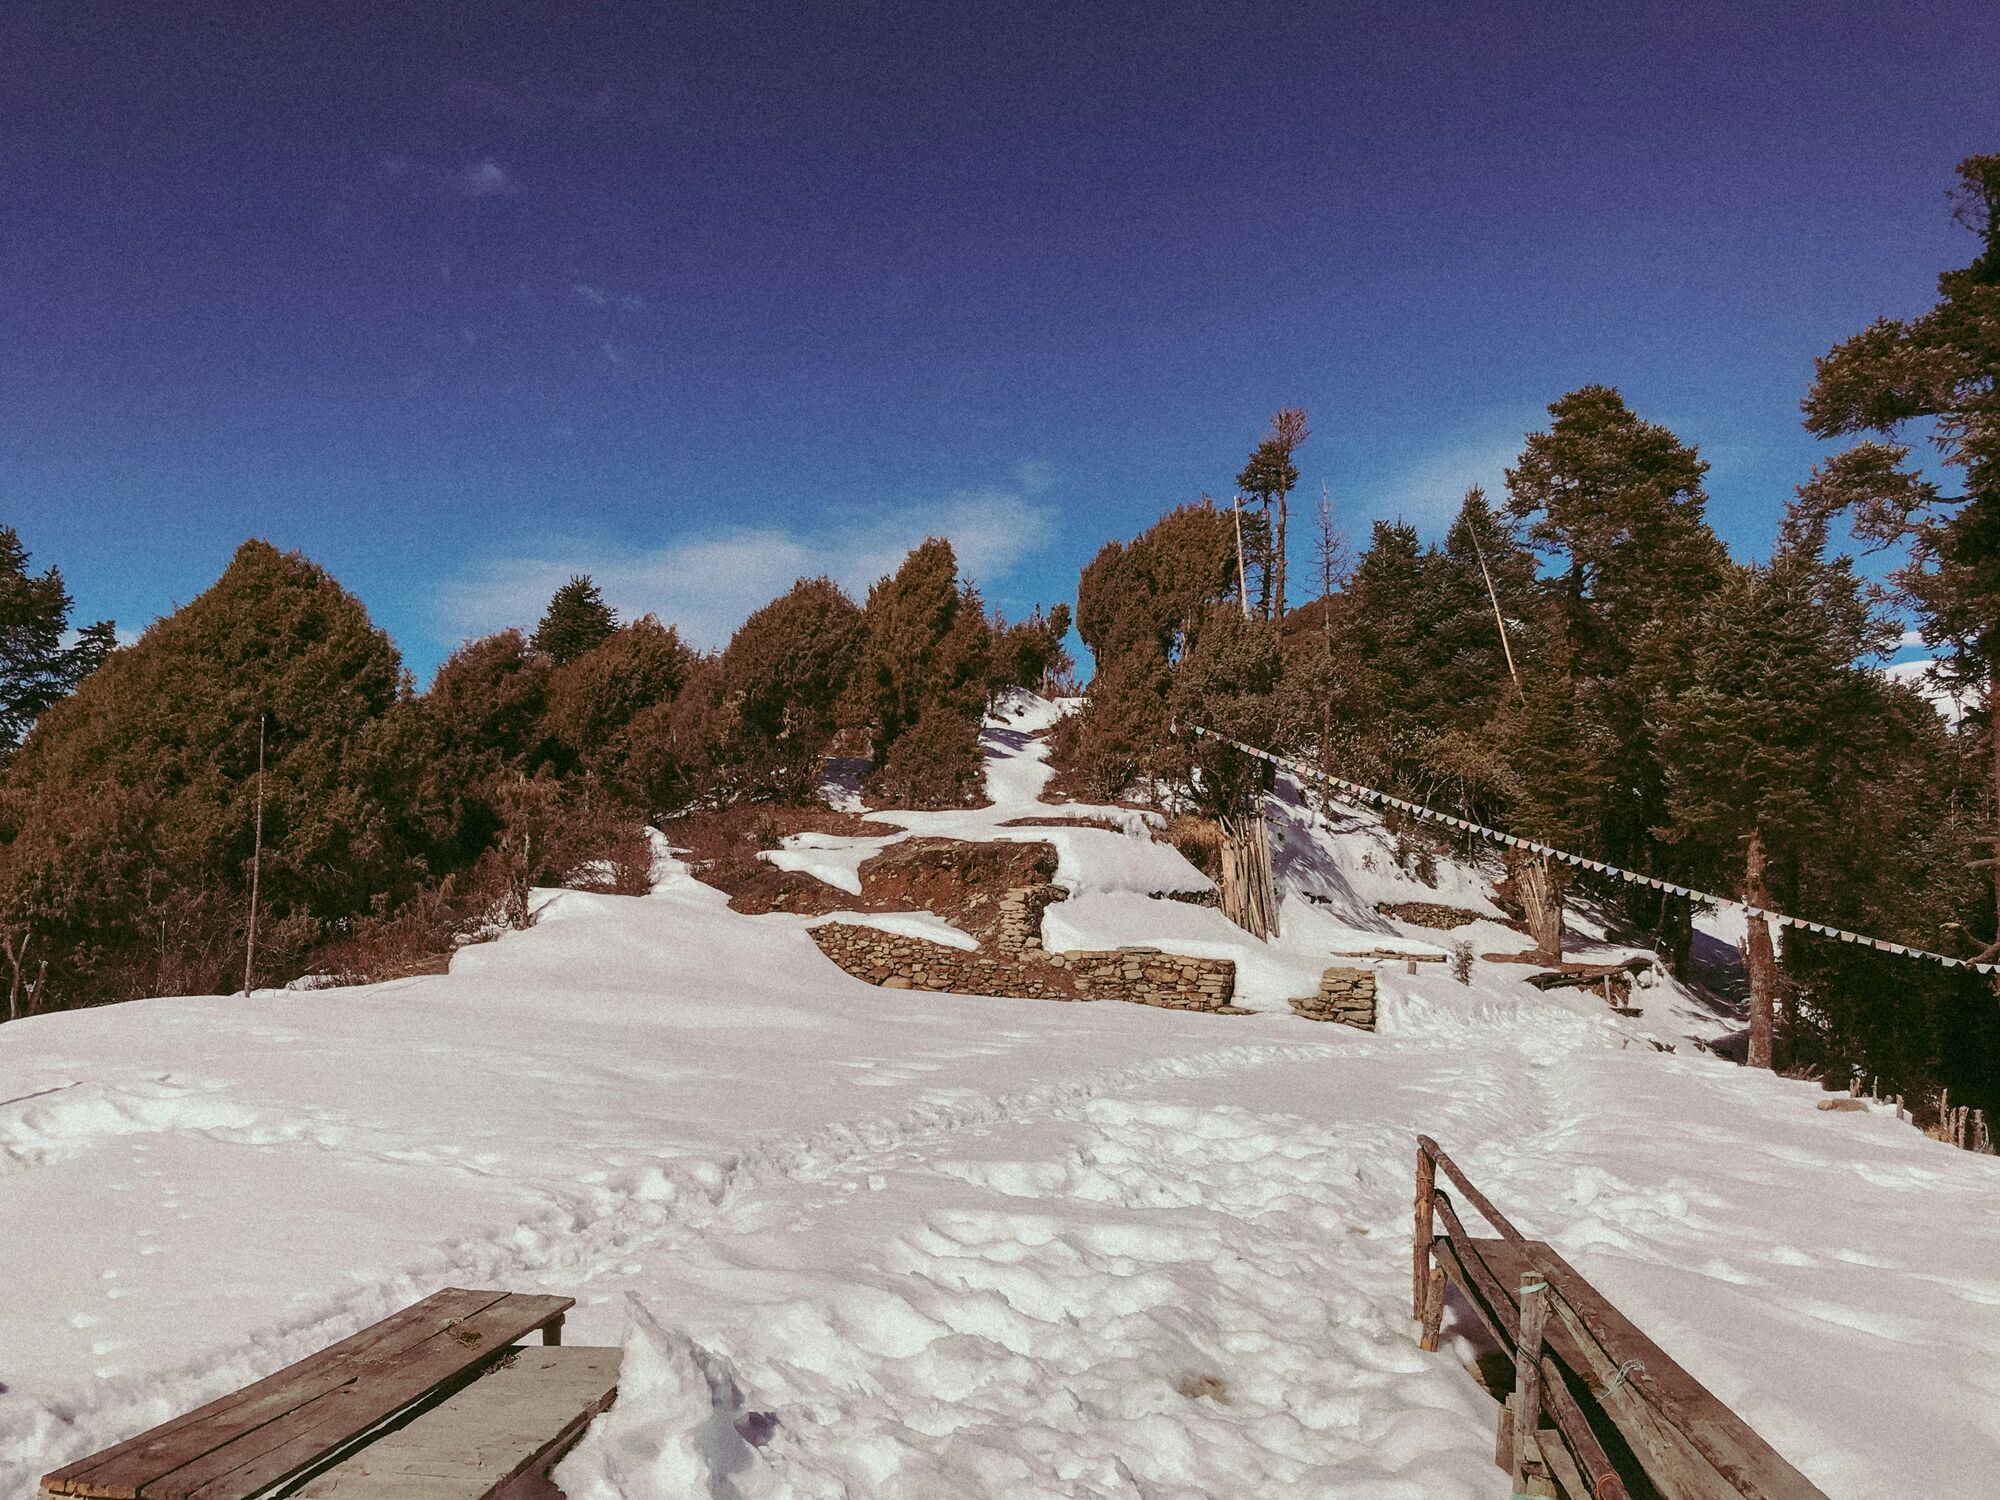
[3,928,47,1021]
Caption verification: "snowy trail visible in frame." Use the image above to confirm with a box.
[5,697,2000,1496]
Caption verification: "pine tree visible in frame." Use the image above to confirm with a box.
[1166,607,1292,935]
[0,528,113,757]
[1653,510,1896,1064]
[1796,152,2000,977]
[665,576,864,807]
[531,575,617,665]
[544,615,696,794]
[842,540,992,807]
[1236,413,1306,618]
[1506,388,1729,876]
[1056,502,1236,800]
[0,541,413,1006]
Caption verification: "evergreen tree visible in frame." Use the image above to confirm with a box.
[531,575,617,665]
[1652,510,1897,1063]
[0,541,414,1005]
[1795,152,2000,978]
[1236,409,1307,617]
[1506,387,1729,876]
[0,528,113,756]
[666,576,864,807]
[842,539,992,807]
[396,628,558,873]
[544,614,696,794]
[1056,502,1236,800]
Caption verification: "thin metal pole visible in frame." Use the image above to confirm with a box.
[244,715,264,996]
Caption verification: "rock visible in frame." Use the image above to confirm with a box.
[1817,1098,1867,1112]
[880,976,913,989]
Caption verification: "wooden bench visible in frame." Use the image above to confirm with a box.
[1413,1137,1828,1500]
[41,1289,619,1500]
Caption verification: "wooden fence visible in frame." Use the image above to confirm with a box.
[1414,1135,1829,1500]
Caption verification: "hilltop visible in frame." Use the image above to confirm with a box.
[3,698,1996,1497]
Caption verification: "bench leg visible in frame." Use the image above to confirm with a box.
[1418,1265,1445,1352]
[543,1315,564,1347]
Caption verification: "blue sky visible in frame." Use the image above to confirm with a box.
[4,2,1997,680]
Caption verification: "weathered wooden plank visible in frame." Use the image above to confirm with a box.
[153,1295,574,1500]
[1522,1244,1829,1500]
[43,1291,511,1498]
[292,1346,620,1499]
[1430,1235,1629,1499]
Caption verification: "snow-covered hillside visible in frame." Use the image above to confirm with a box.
[3,697,1998,1497]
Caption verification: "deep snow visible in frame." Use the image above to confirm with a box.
[2,694,1997,1497]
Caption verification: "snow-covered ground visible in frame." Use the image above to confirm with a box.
[4,696,1998,1497]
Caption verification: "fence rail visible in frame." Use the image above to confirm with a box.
[1415,1136,1830,1500]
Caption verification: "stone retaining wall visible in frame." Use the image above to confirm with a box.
[810,918,1235,1011]
[1288,966,1377,1029]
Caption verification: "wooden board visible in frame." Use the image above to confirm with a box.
[292,1346,620,1499]
[1520,1243,1827,1500]
[43,1290,572,1500]
[1436,1235,1826,1500]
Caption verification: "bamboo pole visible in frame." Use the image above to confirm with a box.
[1468,520,1522,695]
[243,715,265,997]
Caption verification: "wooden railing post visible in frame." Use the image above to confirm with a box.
[1513,1275,1555,1497]
[1414,1144,1435,1320]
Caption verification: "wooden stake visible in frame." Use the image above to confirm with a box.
[1231,495,1252,621]
[1413,1149,1435,1319]
[243,715,265,997]
[1468,515,1522,695]
[1513,1277,1554,1495]
[1419,1264,1446,1353]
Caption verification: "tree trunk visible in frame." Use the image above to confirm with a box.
[1274,489,1288,619]
[1506,850,1564,960]
[1990,675,2000,1003]
[1219,809,1279,939]
[1744,826,1778,1071]
[1259,499,1274,618]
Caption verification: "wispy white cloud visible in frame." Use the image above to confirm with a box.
[436,489,1057,653]
[454,158,521,197]
[1359,434,1522,535]
[572,283,608,306]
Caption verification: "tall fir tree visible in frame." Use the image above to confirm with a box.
[1796,152,2000,977]
[0,528,114,757]
[531,575,618,665]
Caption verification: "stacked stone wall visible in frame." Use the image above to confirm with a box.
[810,918,1234,1012]
[1288,966,1377,1029]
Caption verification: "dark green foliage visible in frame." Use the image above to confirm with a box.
[843,539,993,806]
[0,541,415,1003]
[1798,153,2000,689]
[1056,502,1237,800]
[1505,388,1729,877]
[872,704,986,809]
[990,603,1073,695]
[546,615,696,791]
[669,577,865,807]
[531,575,618,666]
[0,528,114,756]
[1165,608,1293,818]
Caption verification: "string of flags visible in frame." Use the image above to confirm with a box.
[1182,724,2000,978]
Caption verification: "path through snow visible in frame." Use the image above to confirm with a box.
[3,697,1998,1496]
